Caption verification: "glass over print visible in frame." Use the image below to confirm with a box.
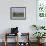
[10,7,26,20]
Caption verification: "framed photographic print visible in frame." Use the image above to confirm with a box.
[10,7,26,20]
[36,0,46,26]
[37,0,46,18]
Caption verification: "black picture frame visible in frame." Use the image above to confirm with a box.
[10,7,26,20]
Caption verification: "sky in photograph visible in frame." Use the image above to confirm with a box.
[12,8,25,13]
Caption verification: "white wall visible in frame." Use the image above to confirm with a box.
[0,0,36,42]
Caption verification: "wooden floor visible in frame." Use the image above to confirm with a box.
[0,42,46,46]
